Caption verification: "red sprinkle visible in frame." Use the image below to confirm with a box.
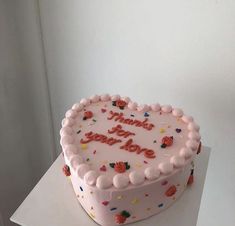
[102,201,109,206]
[100,165,107,172]
[101,108,107,113]
[143,160,148,164]
[84,111,93,119]
[93,150,97,154]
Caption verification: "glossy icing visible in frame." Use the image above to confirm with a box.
[60,94,201,225]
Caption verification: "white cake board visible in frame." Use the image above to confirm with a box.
[11,147,210,226]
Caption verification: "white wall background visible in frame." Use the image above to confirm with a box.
[39,1,235,226]
[0,0,235,225]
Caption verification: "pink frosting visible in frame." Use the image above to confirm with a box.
[137,104,150,112]
[121,96,131,103]
[65,109,77,118]
[182,115,194,123]
[60,135,74,147]
[62,118,75,127]
[144,167,160,180]
[100,94,110,101]
[90,95,100,103]
[80,98,91,106]
[70,155,84,171]
[150,103,161,112]
[76,164,90,179]
[111,95,120,101]
[170,156,185,168]
[96,175,113,189]
[63,144,78,156]
[188,131,201,141]
[172,108,183,117]
[72,103,84,112]
[60,127,73,136]
[161,105,172,113]
[84,170,99,186]
[113,174,129,189]
[129,171,145,185]
[128,102,138,110]
[158,162,173,175]
[188,122,200,131]
[186,140,199,150]
[179,147,193,159]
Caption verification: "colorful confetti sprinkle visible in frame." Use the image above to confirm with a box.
[93,150,96,154]
[102,201,109,206]
[101,108,106,113]
[76,130,81,134]
[145,193,149,197]
[153,140,157,143]
[143,160,148,164]
[161,180,168,186]
[81,143,87,150]
[80,186,83,191]
[176,128,182,133]
[159,128,165,133]
[131,198,139,204]
[117,195,123,200]
[110,207,117,211]
[86,158,90,162]
[100,165,107,172]
[144,112,150,117]
[130,114,135,117]
[158,203,164,208]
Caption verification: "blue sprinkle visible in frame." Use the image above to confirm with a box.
[130,114,135,117]
[176,128,182,133]
[80,186,83,191]
[144,112,149,117]
[110,207,117,211]
[158,203,164,208]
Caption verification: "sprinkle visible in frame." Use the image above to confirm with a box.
[102,201,109,206]
[153,140,157,143]
[80,186,83,191]
[86,158,90,162]
[91,206,94,210]
[144,112,149,117]
[158,203,164,208]
[161,180,168,186]
[135,163,142,168]
[100,165,107,172]
[130,114,135,117]
[143,160,148,164]
[77,130,81,134]
[81,143,87,150]
[90,191,93,194]
[145,194,149,197]
[117,195,123,200]
[146,207,151,211]
[79,125,82,128]
[159,128,165,133]
[93,150,96,154]
[131,198,139,204]
[110,207,117,211]
[92,119,97,122]
[101,108,106,113]
[176,128,182,133]
[159,111,162,115]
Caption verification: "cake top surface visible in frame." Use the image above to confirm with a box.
[60,94,201,190]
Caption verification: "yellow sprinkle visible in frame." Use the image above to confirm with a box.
[89,213,95,218]
[159,128,165,133]
[146,207,151,211]
[81,143,87,150]
[131,198,139,204]
[135,163,142,168]
[117,195,123,200]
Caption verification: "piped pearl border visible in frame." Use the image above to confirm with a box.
[60,94,201,190]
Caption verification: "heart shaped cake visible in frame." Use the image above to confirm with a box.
[60,94,201,225]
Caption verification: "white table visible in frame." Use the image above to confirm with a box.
[11,147,210,226]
